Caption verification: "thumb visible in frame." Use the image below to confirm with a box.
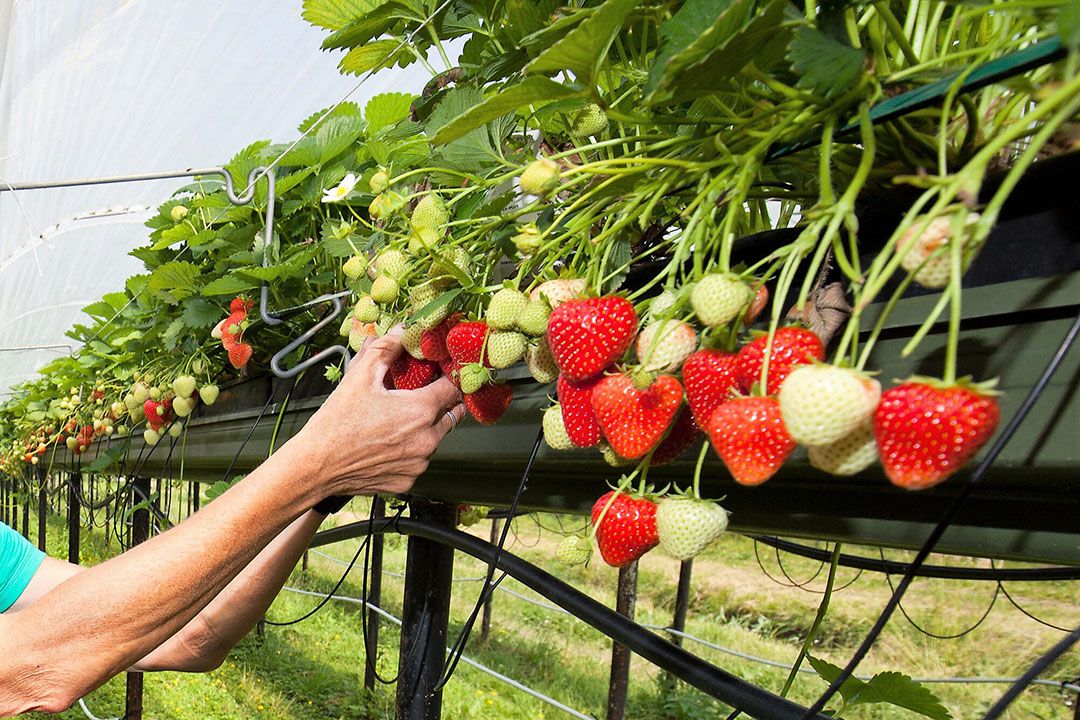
[360,325,405,387]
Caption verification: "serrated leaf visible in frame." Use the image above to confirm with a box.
[181,298,221,328]
[856,672,953,720]
[788,26,866,98]
[85,441,131,473]
[162,316,185,351]
[339,39,407,75]
[1061,0,1080,49]
[317,114,366,164]
[322,234,364,258]
[365,92,416,133]
[303,0,386,30]
[225,139,272,192]
[81,300,117,321]
[202,275,258,297]
[431,77,585,145]
[526,0,639,89]
[646,0,737,98]
[147,262,200,300]
[321,1,416,50]
[602,236,632,293]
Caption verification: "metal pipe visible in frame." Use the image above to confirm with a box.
[0,168,224,193]
[365,497,386,692]
[607,562,638,720]
[67,471,80,565]
[125,478,151,720]
[395,500,456,720]
[36,466,47,551]
[314,518,828,720]
[480,518,499,643]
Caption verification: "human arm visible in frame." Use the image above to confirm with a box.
[0,329,464,714]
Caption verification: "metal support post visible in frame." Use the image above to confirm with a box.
[480,517,499,643]
[395,499,455,720]
[125,477,151,720]
[37,467,47,551]
[67,471,80,565]
[607,561,639,720]
[365,496,385,692]
[661,559,694,695]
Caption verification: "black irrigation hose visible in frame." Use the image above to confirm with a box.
[312,517,831,720]
[752,535,1080,581]
[980,624,1080,719]
[264,531,372,627]
[882,564,1000,640]
[801,309,1080,719]
[997,582,1075,633]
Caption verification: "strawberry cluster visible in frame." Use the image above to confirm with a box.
[212,297,255,370]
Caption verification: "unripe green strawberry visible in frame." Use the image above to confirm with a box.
[543,404,575,450]
[486,288,529,330]
[808,422,878,476]
[199,385,220,406]
[116,425,130,437]
[530,278,587,308]
[517,301,550,337]
[169,421,184,438]
[408,226,442,254]
[376,249,408,280]
[600,443,635,467]
[778,364,881,446]
[370,276,400,304]
[458,504,488,527]
[897,213,980,289]
[369,190,405,220]
[635,320,698,372]
[369,168,389,193]
[410,284,449,329]
[656,497,729,561]
[339,311,353,336]
[349,319,378,351]
[572,103,608,137]
[149,386,162,401]
[556,535,593,566]
[343,255,368,280]
[411,194,449,230]
[429,247,471,285]
[143,428,160,446]
[123,393,140,412]
[354,295,381,323]
[132,383,150,404]
[691,273,754,327]
[487,331,526,369]
[66,436,78,452]
[648,288,678,320]
[512,224,542,255]
[459,363,491,394]
[525,338,559,384]
[402,324,426,360]
[170,205,188,222]
[172,375,197,399]
[519,158,560,197]
[172,396,195,418]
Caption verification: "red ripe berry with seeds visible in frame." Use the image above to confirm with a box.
[546,296,637,381]
[874,379,1000,490]
[420,314,461,362]
[390,355,440,390]
[590,491,659,567]
[445,321,491,366]
[228,342,253,369]
[683,349,741,429]
[706,396,796,486]
[650,407,702,466]
[556,374,604,448]
[736,327,824,395]
[464,382,513,425]
[591,373,683,459]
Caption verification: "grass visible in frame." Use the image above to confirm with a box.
[11,489,1080,720]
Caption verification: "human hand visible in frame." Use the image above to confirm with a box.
[290,326,465,497]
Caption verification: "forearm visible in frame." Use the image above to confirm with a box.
[136,509,327,672]
[0,443,329,714]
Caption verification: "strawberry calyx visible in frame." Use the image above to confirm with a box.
[898,374,1000,396]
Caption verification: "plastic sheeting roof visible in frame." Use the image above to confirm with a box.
[0,1,429,395]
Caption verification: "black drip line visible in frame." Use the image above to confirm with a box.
[754,538,863,594]
[802,309,1080,719]
[360,500,412,685]
[980,624,1080,719]
[996,582,1075,633]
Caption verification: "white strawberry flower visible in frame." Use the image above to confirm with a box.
[321,173,358,203]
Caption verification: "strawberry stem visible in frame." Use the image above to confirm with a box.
[943,214,963,385]
[691,442,709,499]
[778,543,842,699]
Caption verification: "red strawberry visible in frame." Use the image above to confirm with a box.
[228,342,253,369]
[464,382,513,425]
[736,327,824,395]
[546,296,638,381]
[651,407,702,466]
[221,310,246,350]
[230,296,254,314]
[446,321,491,366]
[683,349,741,429]
[420,314,461,362]
[874,379,999,490]
[590,491,659,567]
[390,355,440,390]
[707,396,795,486]
[556,374,604,448]
[591,373,683,459]
[440,358,462,388]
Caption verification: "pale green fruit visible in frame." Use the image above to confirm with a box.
[542,405,574,450]
[656,497,729,561]
[807,423,879,476]
[777,365,881,447]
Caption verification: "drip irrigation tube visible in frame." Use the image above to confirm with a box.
[312,517,830,720]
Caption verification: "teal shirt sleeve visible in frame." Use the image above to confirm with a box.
[0,521,46,612]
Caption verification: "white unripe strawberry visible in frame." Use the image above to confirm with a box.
[635,320,698,372]
[519,158,560,197]
[690,273,754,327]
[808,422,879,476]
[542,405,575,450]
[656,497,729,561]
[778,364,881,446]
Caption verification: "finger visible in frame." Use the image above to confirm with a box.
[360,325,405,386]
[414,376,464,414]
[433,402,467,436]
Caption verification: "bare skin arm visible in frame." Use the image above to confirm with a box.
[0,329,464,714]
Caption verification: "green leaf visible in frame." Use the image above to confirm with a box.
[365,92,416,133]
[646,0,737,98]
[321,1,416,50]
[180,298,221,328]
[225,140,273,192]
[201,275,258,297]
[317,113,366,163]
[856,673,953,720]
[431,77,586,145]
[147,262,200,301]
[426,86,502,172]
[602,236,632,293]
[297,101,363,134]
[408,288,463,324]
[1061,0,1080,49]
[84,441,131,473]
[322,233,364,258]
[162,316,185,351]
[81,300,117,321]
[788,26,866,98]
[302,0,386,30]
[526,0,639,89]
[339,38,407,75]
[806,655,869,705]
